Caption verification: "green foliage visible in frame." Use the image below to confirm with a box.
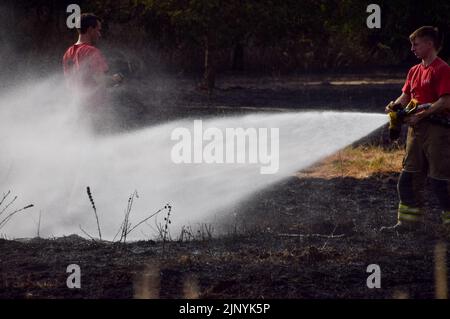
[4,0,450,73]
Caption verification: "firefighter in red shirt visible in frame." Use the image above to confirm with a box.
[63,13,122,110]
[382,26,450,233]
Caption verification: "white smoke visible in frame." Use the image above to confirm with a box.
[0,76,388,240]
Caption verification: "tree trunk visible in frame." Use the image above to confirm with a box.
[203,30,216,97]
[231,41,244,71]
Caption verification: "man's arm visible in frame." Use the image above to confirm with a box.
[89,49,123,87]
[394,93,411,106]
[404,95,450,125]
[385,93,411,113]
[424,94,450,115]
[93,72,123,88]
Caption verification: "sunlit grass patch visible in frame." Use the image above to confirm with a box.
[297,145,404,179]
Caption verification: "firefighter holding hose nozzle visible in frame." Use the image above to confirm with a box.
[63,13,124,130]
[381,26,450,234]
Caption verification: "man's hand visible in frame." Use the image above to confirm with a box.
[404,110,429,126]
[385,101,402,113]
[94,72,124,88]
[385,93,411,113]
[112,73,124,85]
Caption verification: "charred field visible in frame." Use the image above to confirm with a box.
[1,75,449,299]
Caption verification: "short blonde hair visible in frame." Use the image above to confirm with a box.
[409,26,443,52]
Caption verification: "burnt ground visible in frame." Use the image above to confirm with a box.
[1,73,449,299]
[106,72,406,129]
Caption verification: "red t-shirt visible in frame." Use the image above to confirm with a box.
[63,43,109,106]
[402,57,450,114]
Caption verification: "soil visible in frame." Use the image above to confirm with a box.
[1,73,448,299]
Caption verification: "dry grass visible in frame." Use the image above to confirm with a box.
[133,263,161,299]
[297,145,404,179]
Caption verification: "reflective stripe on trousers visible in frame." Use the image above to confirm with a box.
[442,211,450,225]
[397,202,423,223]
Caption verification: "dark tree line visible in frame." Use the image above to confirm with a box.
[1,0,449,81]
